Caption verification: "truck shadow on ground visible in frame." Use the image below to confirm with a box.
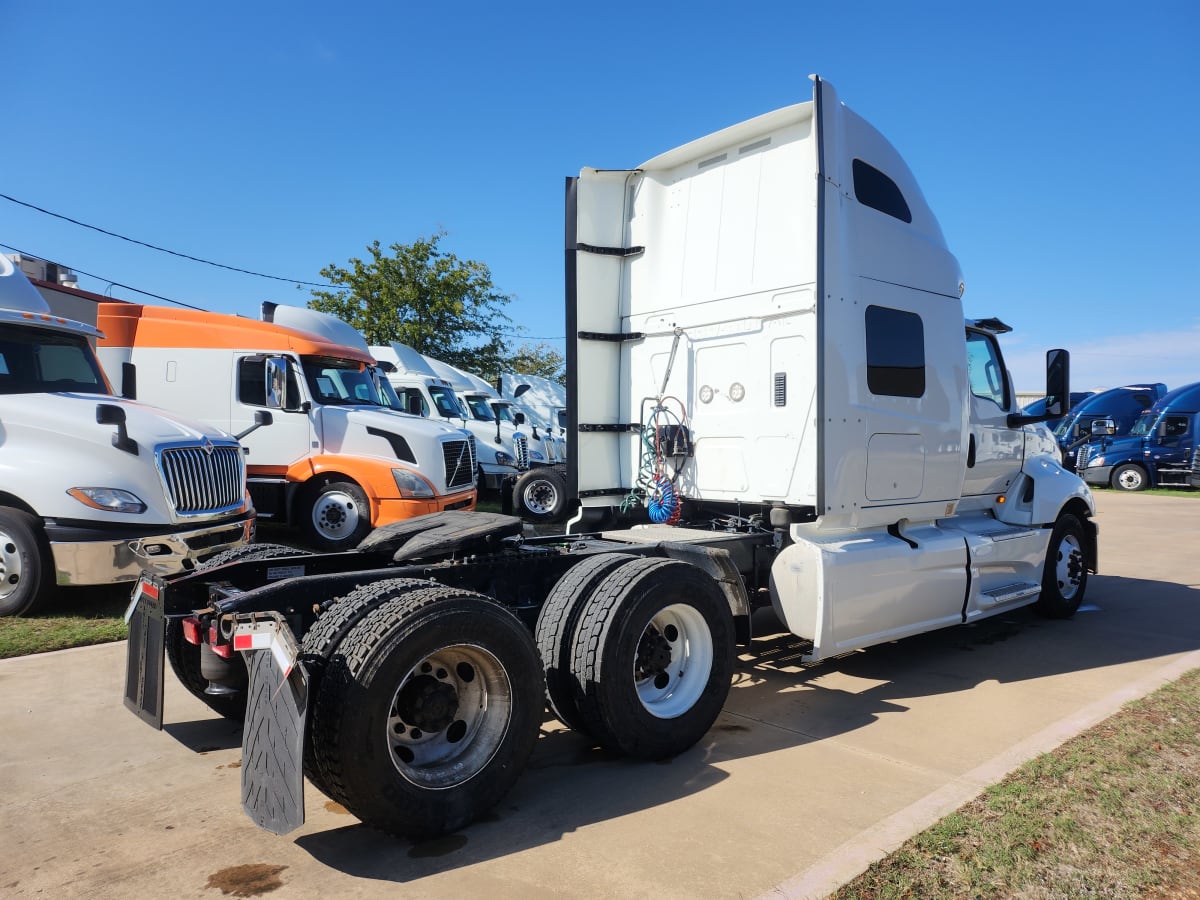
[287,571,1200,883]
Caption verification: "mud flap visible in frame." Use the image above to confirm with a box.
[241,647,309,835]
[123,579,166,729]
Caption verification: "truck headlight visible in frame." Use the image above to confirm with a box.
[494,452,515,467]
[1089,456,1105,467]
[391,468,436,499]
[67,487,147,514]
[529,450,545,462]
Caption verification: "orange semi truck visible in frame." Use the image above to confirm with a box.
[96,303,476,551]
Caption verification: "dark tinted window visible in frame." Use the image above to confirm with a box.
[0,324,108,394]
[853,159,912,223]
[866,306,924,398]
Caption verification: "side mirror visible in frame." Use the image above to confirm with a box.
[235,409,273,441]
[96,403,138,455]
[1043,349,1069,418]
[514,411,526,425]
[407,395,424,416]
[1091,418,1116,437]
[1008,348,1070,428]
[120,362,137,400]
[265,358,288,410]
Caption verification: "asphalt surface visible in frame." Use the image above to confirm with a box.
[2,490,1198,899]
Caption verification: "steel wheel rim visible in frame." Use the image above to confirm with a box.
[521,479,558,515]
[633,602,713,719]
[312,490,362,541]
[1055,532,1085,600]
[1117,468,1143,490]
[386,643,512,789]
[0,531,23,601]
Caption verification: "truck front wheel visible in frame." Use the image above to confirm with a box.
[1034,513,1088,619]
[1111,463,1149,492]
[0,509,50,617]
[569,557,734,760]
[308,587,543,839]
[304,480,373,551]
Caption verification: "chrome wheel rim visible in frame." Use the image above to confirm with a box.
[1055,532,1085,600]
[386,644,512,789]
[312,490,363,541]
[0,531,23,602]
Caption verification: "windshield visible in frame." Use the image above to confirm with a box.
[1128,412,1157,437]
[429,385,465,418]
[462,394,496,422]
[300,355,392,407]
[0,325,110,395]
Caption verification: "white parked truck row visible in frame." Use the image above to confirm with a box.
[123,77,1097,842]
[94,302,478,552]
[0,256,253,616]
[372,342,571,521]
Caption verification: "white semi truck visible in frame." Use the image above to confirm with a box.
[373,343,570,521]
[0,255,253,617]
[123,77,1095,840]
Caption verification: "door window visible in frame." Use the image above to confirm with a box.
[965,330,1008,408]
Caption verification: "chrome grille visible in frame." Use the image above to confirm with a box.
[1075,444,1093,471]
[159,444,245,515]
[441,439,475,490]
[468,434,478,474]
[513,433,529,470]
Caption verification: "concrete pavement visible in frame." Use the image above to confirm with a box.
[1,491,1198,899]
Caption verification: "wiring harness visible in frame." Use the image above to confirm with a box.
[622,395,692,524]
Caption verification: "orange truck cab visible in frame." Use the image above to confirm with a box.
[96,302,476,550]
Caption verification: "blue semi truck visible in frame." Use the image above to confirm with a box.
[1077,381,1200,491]
[1052,384,1167,471]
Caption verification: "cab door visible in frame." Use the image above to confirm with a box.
[960,328,1023,499]
[234,354,314,468]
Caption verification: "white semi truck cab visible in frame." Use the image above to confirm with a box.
[123,78,1096,841]
[0,256,252,616]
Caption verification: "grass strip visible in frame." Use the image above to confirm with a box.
[833,668,1200,899]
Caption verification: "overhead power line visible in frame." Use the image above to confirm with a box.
[0,191,337,288]
[0,242,206,310]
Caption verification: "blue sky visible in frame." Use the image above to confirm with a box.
[3,1,1197,393]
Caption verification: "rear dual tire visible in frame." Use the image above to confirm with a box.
[542,556,734,760]
[307,584,543,839]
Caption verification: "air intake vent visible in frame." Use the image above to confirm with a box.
[159,445,244,515]
[774,373,787,407]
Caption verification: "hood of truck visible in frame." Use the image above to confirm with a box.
[1084,435,1145,463]
[313,406,470,466]
[0,393,241,522]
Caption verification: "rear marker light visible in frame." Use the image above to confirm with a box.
[181,616,202,645]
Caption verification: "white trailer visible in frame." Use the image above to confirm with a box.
[123,77,1094,840]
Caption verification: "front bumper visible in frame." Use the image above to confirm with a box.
[373,488,477,527]
[1081,464,1114,487]
[47,511,255,586]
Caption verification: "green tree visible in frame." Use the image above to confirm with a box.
[308,232,514,376]
[495,342,565,385]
